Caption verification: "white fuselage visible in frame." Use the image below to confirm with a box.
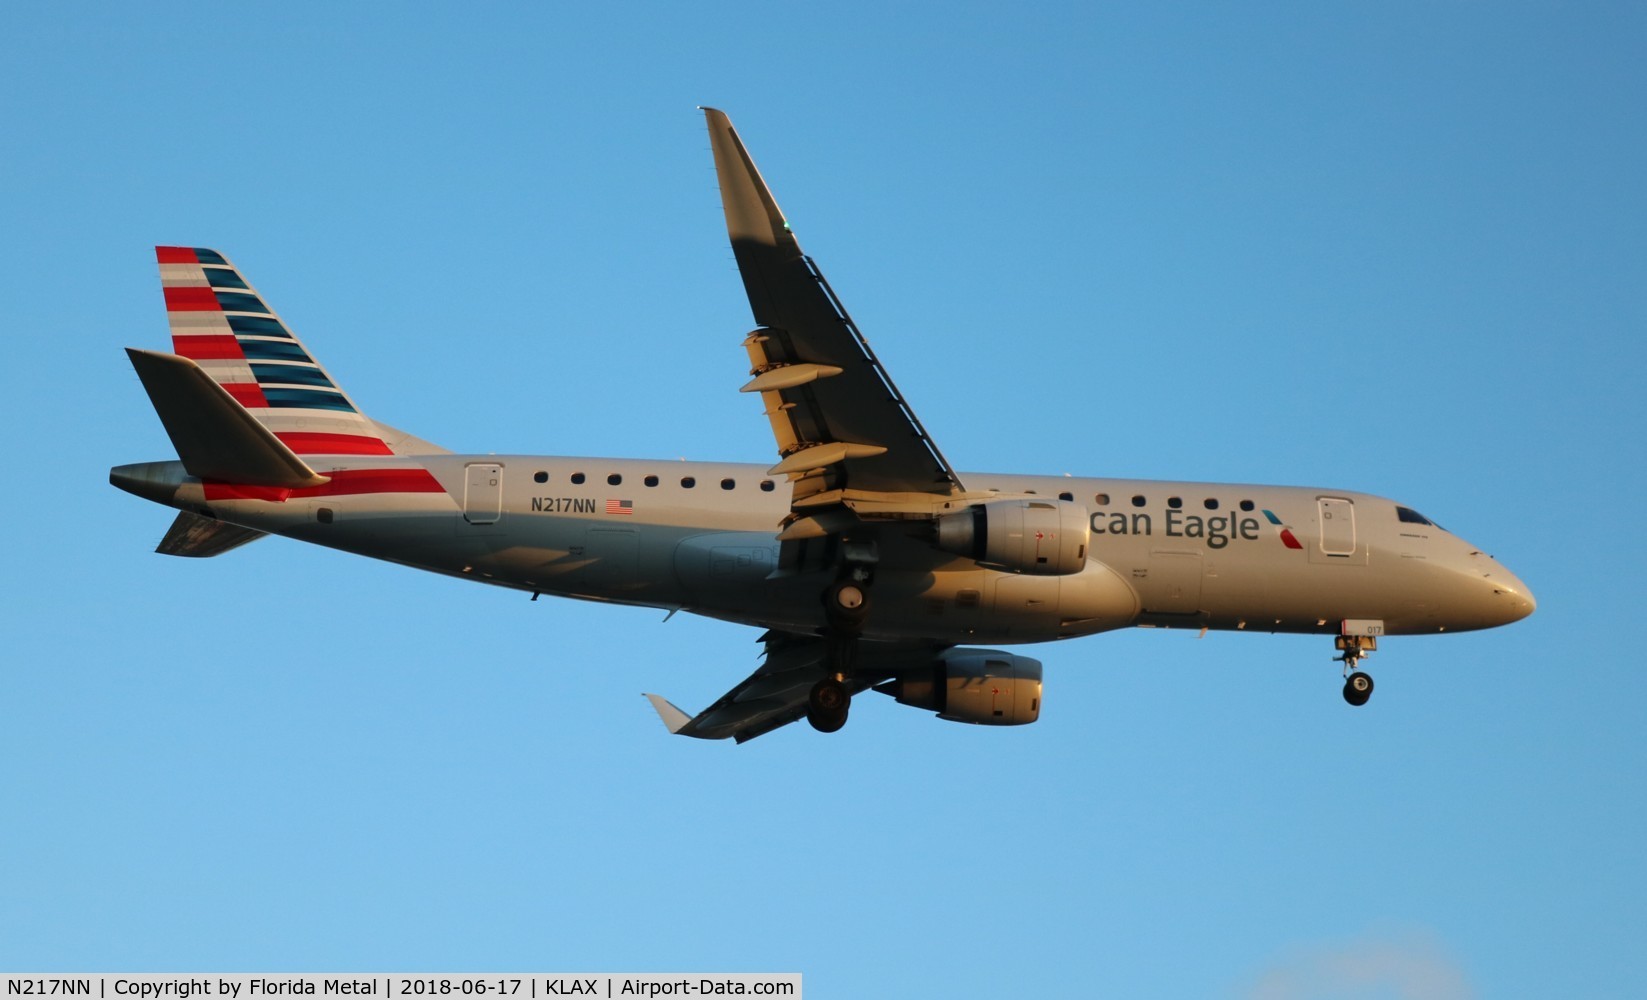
[112,453,1537,645]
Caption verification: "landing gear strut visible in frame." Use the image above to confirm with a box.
[809,569,872,733]
[1336,634,1377,706]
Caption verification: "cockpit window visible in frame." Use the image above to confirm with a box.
[1396,506,1434,526]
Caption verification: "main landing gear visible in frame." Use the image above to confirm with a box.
[808,575,872,733]
[1336,634,1377,707]
[807,676,850,733]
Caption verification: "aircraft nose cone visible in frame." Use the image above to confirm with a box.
[1477,558,1536,626]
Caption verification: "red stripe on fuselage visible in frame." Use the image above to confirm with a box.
[203,482,293,502]
[1279,529,1304,550]
[275,432,394,456]
[163,286,221,311]
[156,246,200,264]
[171,335,244,360]
[203,468,444,502]
[306,469,444,496]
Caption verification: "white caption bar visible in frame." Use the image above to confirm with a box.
[0,976,800,1000]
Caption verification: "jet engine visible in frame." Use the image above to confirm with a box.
[874,649,1043,726]
[935,498,1090,575]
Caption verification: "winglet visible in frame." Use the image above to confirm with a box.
[643,693,694,735]
[702,107,791,248]
[701,107,805,324]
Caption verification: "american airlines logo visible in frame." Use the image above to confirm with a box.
[1089,507,1300,550]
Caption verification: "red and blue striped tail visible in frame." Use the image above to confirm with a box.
[155,246,398,457]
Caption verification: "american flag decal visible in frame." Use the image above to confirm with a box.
[606,498,633,515]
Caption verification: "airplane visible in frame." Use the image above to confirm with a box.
[110,107,1535,742]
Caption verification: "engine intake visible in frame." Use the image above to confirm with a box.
[936,498,1090,575]
[875,649,1043,726]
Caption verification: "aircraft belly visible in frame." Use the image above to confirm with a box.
[672,532,809,624]
[460,520,688,605]
[283,509,477,572]
[672,530,1140,642]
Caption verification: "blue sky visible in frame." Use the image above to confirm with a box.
[3,3,1644,996]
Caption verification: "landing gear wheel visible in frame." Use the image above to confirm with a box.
[1342,671,1374,707]
[823,581,869,631]
[807,678,850,733]
[810,678,849,712]
[1334,634,1378,706]
[807,704,848,733]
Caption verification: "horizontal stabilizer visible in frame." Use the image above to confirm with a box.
[126,348,329,487]
[156,511,267,557]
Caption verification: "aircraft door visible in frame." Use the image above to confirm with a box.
[464,463,503,525]
[1143,551,1203,615]
[1318,497,1355,557]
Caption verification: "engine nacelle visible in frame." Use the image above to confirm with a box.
[875,649,1043,726]
[936,498,1090,575]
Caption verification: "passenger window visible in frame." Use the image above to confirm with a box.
[534,471,548,484]
[721,478,736,490]
[681,476,696,489]
[1058,491,1074,502]
[1167,496,1182,509]
[760,480,775,492]
[608,473,622,486]
[644,475,658,487]
[1131,495,1146,508]
[1204,498,1219,510]
[1095,493,1110,506]
[571,472,585,485]
[1239,499,1254,512]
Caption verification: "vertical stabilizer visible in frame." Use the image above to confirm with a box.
[154,247,434,457]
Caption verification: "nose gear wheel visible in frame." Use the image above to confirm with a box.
[1342,670,1374,706]
[1335,634,1377,707]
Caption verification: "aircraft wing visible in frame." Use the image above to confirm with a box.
[645,631,946,742]
[703,108,963,505]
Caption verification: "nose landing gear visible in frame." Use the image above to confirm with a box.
[1336,634,1377,706]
